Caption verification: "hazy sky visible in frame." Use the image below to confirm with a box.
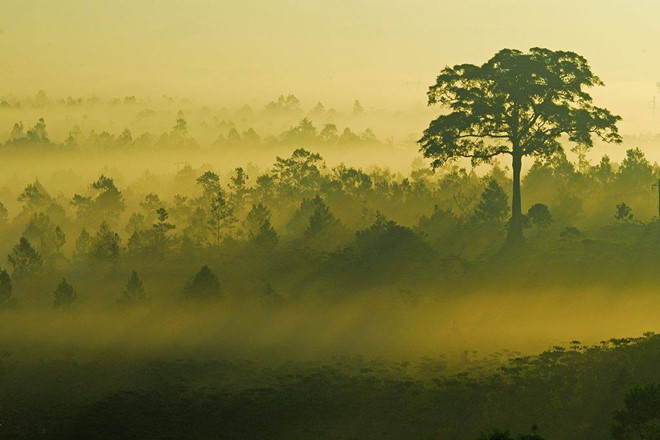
[2,0,659,131]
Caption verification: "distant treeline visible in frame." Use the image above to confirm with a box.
[0,91,387,150]
[2,115,383,151]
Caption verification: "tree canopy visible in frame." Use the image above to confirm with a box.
[419,48,621,245]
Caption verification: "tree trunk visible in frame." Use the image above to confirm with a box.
[505,151,525,248]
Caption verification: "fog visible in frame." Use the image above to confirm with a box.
[4,2,660,437]
[3,288,659,362]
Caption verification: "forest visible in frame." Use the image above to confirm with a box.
[4,47,660,439]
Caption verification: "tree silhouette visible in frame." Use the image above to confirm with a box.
[74,228,92,259]
[121,270,146,303]
[474,180,509,224]
[183,265,221,300]
[22,213,65,265]
[228,167,250,213]
[273,148,325,197]
[26,117,50,143]
[91,221,121,263]
[18,179,51,211]
[615,202,633,224]
[611,383,660,440]
[73,175,126,223]
[53,278,77,308]
[7,237,42,280]
[479,427,545,440]
[244,204,278,249]
[151,207,175,255]
[419,48,621,247]
[0,268,13,306]
[526,203,552,237]
[305,196,339,238]
[560,226,583,241]
[207,190,236,246]
[196,171,221,210]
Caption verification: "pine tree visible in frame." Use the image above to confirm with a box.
[183,265,221,300]
[305,196,338,238]
[7,237,42,280]
[474,180,509,224]
[121,271,146,303]
[53,278,77,308]
[91,222,121,263]
[207,190,236,246]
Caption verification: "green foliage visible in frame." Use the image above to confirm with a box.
[207,189,236,246]
[560,226,583,241]
[74,228,92,259]
[7,237,42,280]
[420,47,621,244]
[22,213,65,265]
[183,265,221,300]
[611,383,660,440]
[244,204,278,249]
[90,222,121,263]
[273,148,325,197]
[73,175,126,223]
[478,429,545,440]
[196,171,221,200]
[615,202,634,223]
[26,117,50,143]
[420,48,621,167]
[53,278,77,308]
[120,270,146,303]
[228,167,250,212]
[474,180,509,224]
[304,196,339,239]
[0,268,13,305]
[18,179,51,211]
[526,203,552,237]
[619,148,654,190]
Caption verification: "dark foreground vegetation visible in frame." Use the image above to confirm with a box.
[3,333,660,439]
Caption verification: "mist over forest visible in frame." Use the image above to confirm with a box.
[6,1,660,437]
[0,84,659,439]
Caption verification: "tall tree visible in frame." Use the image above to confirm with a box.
[419,48,621,247]
[228,167,250,214]
[207,190,236,246]
[151,207,176,255]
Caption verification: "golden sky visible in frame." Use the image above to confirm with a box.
[1,0,659,131]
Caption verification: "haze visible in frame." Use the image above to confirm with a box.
[2,0,659,133]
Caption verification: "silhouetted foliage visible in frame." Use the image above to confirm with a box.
[7,237,42,280]
[420,48,621,246]
[120,270,146,304]
[53,278,77,308]
[183,265,221,300]
[0,268,13,307]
